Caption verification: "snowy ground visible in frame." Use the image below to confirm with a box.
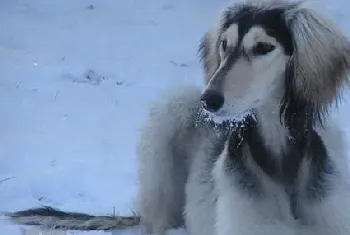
[1,0,350,234]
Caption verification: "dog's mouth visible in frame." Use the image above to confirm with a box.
[200,106,252,125]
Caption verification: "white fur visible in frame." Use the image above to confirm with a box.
[137,84,225,235]
[137,85,206,235]
[299,123,350,235]
[213,142,297,235]
[184,139,218,235]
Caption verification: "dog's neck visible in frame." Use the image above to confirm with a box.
[227,99,332,220]
[254,101,289,158]
[242,100,312,182]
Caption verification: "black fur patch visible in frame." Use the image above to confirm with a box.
[221,5,294,56]
[224,118,262,196]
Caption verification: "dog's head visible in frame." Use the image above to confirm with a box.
[199,0,350,129]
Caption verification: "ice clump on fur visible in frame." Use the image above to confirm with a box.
[200,107,252,123]
[194,107,254,137]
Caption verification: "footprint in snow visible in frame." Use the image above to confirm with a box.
[63,69,106,85]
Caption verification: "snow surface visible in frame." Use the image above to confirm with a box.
[1,0,350,234]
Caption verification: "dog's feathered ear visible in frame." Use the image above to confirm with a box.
[199,26,221,84]
[285,2,350,108]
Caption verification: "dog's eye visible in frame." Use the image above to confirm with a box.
[221,39,228,52]
[252,42,275,56]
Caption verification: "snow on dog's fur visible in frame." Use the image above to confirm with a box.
[4,0,350,235]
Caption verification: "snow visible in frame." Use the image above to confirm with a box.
[0,0,350,234]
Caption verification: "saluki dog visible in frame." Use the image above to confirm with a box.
[138,0,350,235]
[5,0,350,235]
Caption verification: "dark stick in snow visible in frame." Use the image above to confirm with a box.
[4,206,140,231]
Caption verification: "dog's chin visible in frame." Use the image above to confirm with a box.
[200,107,253,125]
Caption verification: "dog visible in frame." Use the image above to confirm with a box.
[138,0,350,235]
[5,0,350,235]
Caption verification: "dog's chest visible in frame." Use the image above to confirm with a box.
[252,163,305,222]
[242,142,316,220]
[226,115,334,219]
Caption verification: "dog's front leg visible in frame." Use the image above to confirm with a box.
[215,193,296,235]
[137,85,204,235]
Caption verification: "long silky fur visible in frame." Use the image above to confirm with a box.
[4,206,140,231]
[280,1,350,135]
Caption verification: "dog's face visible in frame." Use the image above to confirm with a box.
[199,2,350,123]
[200,6,294,120]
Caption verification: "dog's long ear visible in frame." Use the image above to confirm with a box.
[285,2,350,108]
[199,26,221,84]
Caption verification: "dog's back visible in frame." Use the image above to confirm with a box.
[136,84,206,235]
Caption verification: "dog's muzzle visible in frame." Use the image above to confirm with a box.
[200,89,224,112]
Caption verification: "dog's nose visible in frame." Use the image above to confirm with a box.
[200,89,224,112]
